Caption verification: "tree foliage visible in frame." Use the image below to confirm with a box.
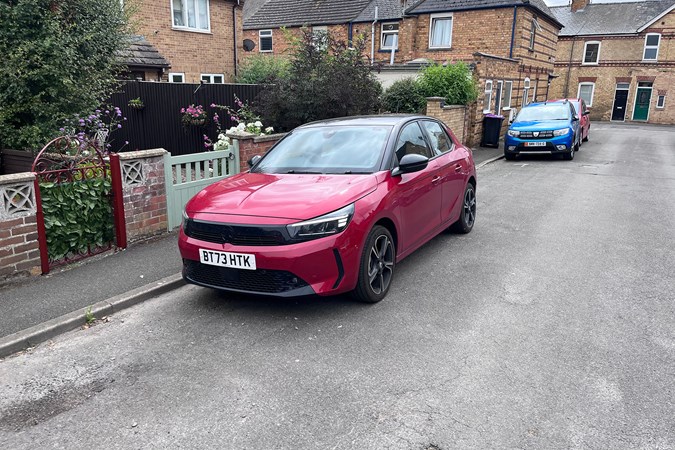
[257,29,382,132]
[236,54,290,84]
[419,62,478,106]
[0,0,130,150]
[381,77,427,114]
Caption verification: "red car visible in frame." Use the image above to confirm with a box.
[552,98,591,144]
[179,115,477,302]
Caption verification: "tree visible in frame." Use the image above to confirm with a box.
[258,29,382,132]
[0,0,130,150]
[419,62,478,106]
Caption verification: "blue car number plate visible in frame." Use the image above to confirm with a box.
[525,141,547,147]
[199,249,257,270]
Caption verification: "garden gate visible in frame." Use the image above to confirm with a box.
[164,147,240,229]
[32,137,126,274]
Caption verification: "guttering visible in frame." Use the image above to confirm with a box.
[509,5,517,59]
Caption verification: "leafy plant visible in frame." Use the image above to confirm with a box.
[0,0,131,150]
[236,54,290,84]
[419,62,478,106]
[258,28,382,132]
[381,78,427,113]
[40,166,114,262]
[128,98,144,110]
[180,104,207,127]
[85,306,96,325]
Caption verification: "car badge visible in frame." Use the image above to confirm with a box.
[533,131,539,137]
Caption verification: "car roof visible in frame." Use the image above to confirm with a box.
[550,98,581,104]
[525,101,568,108]
[299,114,429,128]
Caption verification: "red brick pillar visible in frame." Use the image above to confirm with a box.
[228,132,286,174]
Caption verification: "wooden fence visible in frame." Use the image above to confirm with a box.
[108,81,265,156]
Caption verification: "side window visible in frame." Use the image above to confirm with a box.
[394,122,433,164]
[421,121,453,156]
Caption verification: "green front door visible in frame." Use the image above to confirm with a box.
[633,88,652,121]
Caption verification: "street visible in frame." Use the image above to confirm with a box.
[1,123,674,449]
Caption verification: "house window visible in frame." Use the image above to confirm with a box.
[656,94,666,109]
[171,0,210,32]
[583,41,600,65]
[381,23,399,50]
[169,73,185,83]
[578,82,595,106]
[201,74,224,83]
[643,33,660,61]
[503,81,513,109]
[483,80,493,113]
[529,19,538,50]
[259,30,273,52]
[494,81,503,113]
[429,14,453,49]
[312,25,328,50]
[522,77,530,106]
[531,80,537,103]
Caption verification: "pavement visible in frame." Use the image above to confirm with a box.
[0,144,503,357]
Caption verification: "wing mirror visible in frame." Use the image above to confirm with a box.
[393,153,429,176]
[572,115,580,121]
[248,154,262,168]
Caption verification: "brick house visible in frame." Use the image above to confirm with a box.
[126,0,243,83]
[241,0,563,145]
[549,0,675,124]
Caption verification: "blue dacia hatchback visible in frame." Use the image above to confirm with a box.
[504,101,581,161]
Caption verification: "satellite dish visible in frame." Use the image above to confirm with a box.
[243,39,256,52]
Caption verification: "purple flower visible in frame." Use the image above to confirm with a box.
[117,124,122,129]
[105,110,109,114]
[210,103,216,107]
[59,127,65,132]
[125,141,129,145]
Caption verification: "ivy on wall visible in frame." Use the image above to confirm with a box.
[40,176,114,261]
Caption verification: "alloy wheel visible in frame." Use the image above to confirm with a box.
[367,234,394,295]
[463,186,476,228]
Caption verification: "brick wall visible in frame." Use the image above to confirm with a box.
[0,173,40,282]
[425,98,468,144]
[134,0,242,82]
[230,133,285,173]
[118,149,169,242]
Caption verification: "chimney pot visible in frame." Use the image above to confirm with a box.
[571,0,590,12]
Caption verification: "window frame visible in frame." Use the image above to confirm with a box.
[503,80,513,109]
[522,77,530,106]
[421,120,455,156]
[259,29,273,52]
[656,94,666,109]
[582,41,601,65]
[171,0,211,33]
[494,80,503,113]
[483,80,493,113]
[428,13,453,49]
[380,22,399,50]
[528,19,537,50]
[577,82,596,107]
[531,80,537,103]
[393,121,434,163]
[200,73,225,84]
[643,33,661,61]
[169,72,185,83]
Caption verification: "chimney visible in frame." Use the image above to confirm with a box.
[571,0,590,12]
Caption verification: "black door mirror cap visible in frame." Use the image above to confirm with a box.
[572,115,580,121]
[393,153,429,176]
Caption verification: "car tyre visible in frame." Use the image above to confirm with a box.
[352,225,395,303]
[504,152,516,161]
[452,182,476,234]
[583,129,589,142]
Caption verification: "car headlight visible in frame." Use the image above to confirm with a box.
[182,209,190,231]
[287,204,354,241]
[553,128,570,136]
[507,130,520,137]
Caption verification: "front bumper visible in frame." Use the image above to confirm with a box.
[504,134,573,154]
[178,225,362,297]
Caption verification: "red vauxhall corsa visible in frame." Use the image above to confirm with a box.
[179,115,477,303]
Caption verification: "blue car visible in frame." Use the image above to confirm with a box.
[504,101,581,161]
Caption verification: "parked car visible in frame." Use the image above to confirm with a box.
[551,98,591,144]
[179,115,477,303]
[504,101,581,161]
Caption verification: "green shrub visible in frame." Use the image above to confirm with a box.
[236,54,290,84]
[419,62,478,106]
[257,29,382,132]
[381,78,427,113]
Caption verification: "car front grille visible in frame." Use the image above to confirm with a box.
[519,131,554,139]
[183,259,309,293]
[185,219,288,246]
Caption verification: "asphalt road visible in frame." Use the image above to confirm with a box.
[1,123,674,449]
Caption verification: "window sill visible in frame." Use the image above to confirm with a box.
[172,27,212,35]
[581,62,599,66]
[259,50,273,53]
[378,49,398,53]
[427,47,452,51]
[641,59,658,63]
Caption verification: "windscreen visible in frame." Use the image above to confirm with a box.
[516,105,570,122]
[253,125,392,174]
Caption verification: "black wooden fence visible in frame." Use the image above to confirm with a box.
[107,81,265,155]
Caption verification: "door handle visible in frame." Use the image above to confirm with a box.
[454,164,462,173]
[431,176,441,184]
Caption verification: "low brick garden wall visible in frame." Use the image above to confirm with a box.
[425,97,470,145]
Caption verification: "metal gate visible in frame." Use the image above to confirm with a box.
[32,137,126,274]
[164,148,240,230]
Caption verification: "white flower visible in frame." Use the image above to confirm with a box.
[246,123,254,128]
[254,121,263,127]
[218,133,226,140]
[265,127,274,134]
[236,123,246,131]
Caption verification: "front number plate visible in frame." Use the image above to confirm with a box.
[199,249,257,270]
[525,141,547,147]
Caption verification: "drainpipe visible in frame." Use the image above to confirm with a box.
[509,6,517,59]
[233,1,240,78]
[348,22,353,47]
[563,39,575,98]
[371,6,378,64]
